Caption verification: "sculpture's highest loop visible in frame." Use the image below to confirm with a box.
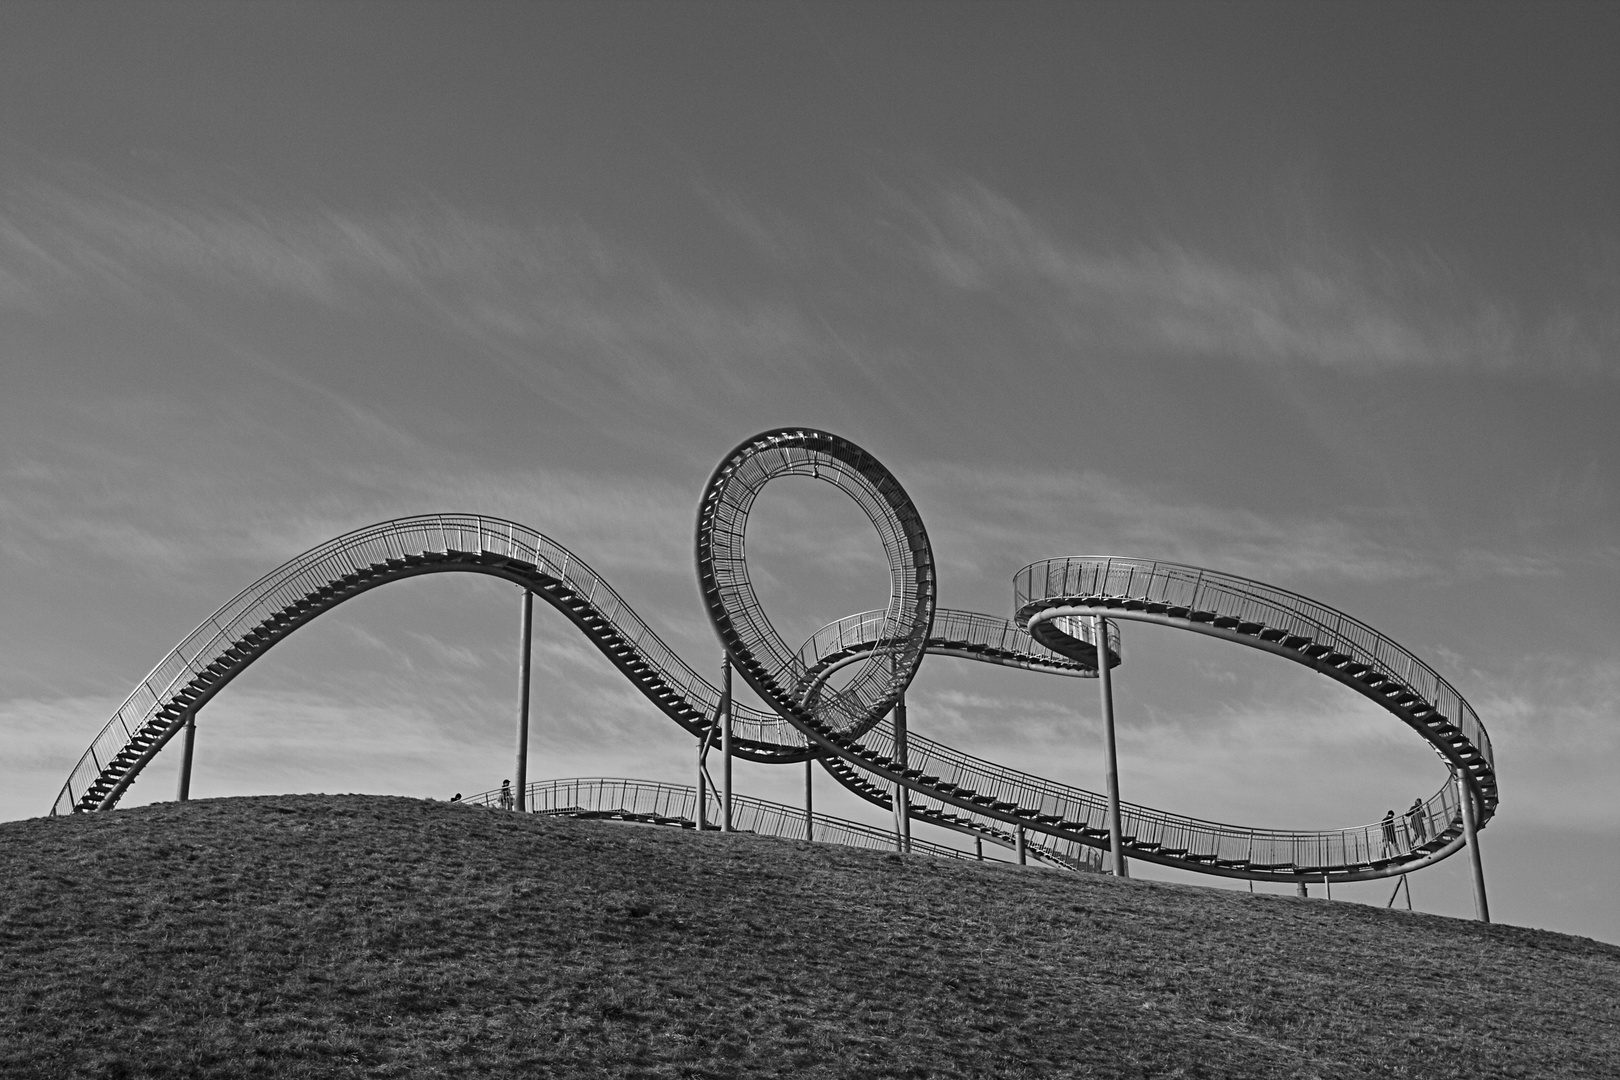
[696,428,937,739]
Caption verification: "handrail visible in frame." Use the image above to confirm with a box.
[52,514,818,817]
[797,607,1120,681]
[461,776,980,862]
[1012,556,1495,817]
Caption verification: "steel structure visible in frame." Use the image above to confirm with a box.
[55,427,1494,895]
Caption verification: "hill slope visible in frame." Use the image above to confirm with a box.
[2,795,1615,1079]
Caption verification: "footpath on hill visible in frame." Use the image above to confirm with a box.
[2,795,1615,1079]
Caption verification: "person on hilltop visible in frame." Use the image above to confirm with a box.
[1407,799,1428,846]
[499,779,514,811]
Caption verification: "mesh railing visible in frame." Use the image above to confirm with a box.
[53,514,809,816]
[1013,557,1493,789]
[698,430,935,742]
[463,777,974,861]
[830,712,1465,877]
[798,607,1118,681]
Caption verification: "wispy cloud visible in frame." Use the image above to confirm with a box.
[1467,657,1620,828]
[0,174,855,432]
[911,462,1433,588]
[905,182,1618,378]
[0,394,698,584]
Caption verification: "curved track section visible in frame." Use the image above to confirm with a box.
[53,515,815,818]
[799,607,1119,691]
[697,429,935,740]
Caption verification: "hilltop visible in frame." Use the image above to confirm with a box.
[2,795,1615,1079]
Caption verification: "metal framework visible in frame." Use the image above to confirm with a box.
[54,427,1494,899]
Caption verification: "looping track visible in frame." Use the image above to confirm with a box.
[58,428,1494,884]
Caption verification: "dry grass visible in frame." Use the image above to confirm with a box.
[1,794,1615,1079]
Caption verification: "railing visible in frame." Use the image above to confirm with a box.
[834,715,1463,876]
[1014,556,1495,812]
[817,755,1107,873]
[697,430,935,743]
[463,777,975,861]
[797,607,1119,681]
[53,515,811,816]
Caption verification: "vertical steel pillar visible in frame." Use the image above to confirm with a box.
[804,755,814,841]
[1015,824,1027,865]
[515,589,533,813]
[696,740,708,831]
[720,655,733,833]
[893,690,910,852]
[975,836,983,861]
[1458,770,1490,922]
[175,710,196,802]
[1097,616,1127,878]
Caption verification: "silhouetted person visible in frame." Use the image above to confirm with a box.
[1407,799,1427,846]
[450,792,462,803]
[499,779,514,810]
[1380,809,1398,857]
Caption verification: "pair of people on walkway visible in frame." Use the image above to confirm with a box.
[1380,800,1429,857]
[499,779,515,811]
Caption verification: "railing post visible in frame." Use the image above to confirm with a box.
[1097,616,1128,878]
[720,654,733,834]
[804,754,814,841]
[893,689,910,853]
[515,588,533,812]
[175,710,197,802]
[1458,769,1490,922]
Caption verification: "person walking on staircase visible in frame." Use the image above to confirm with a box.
[1380,810,1398,858]
[1406,799,1427,847]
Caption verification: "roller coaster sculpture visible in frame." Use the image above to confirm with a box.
[55,429,1496,910]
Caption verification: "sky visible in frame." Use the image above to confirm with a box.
[2,2,1617,942]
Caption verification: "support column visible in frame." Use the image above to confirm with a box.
[1097,616,1127,878]
[696,739,708,831]
[1458,769,1490,922]
[975,836,983,861]
[515,589,533,812]
[804,755,814,842]
[720,655,733,833]
[175,711,197,802]
[1015,824,1027,865]
[893,690,910,853]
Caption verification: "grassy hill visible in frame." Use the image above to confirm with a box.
[2,795,1615,1079]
